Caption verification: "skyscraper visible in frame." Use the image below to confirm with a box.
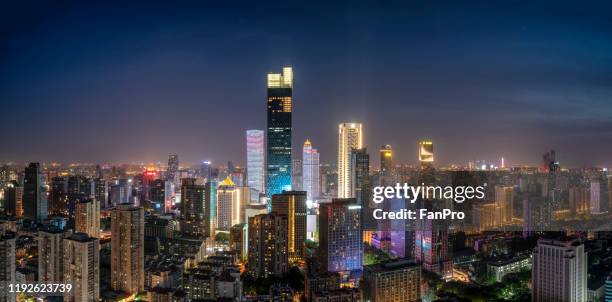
[23,162,48,221]
[38,227,71,282]
[271,191,307,263]
[415,202,452,280]
[266,67,293,200]
[216,176,246,231]
[2,181,22,217]
[495,185,514,224]
[63,233,100,302]
[338,123,363,198]
[75,198,100,238]
[302,139,320,202]
[166,154,179,182]
[418,140,434,165]
[532,238,587,302]
[111,203,144,294]
[0,230,16,302]
[180,178,209,238]
[248,213,289,278]
[318,198,363,275]
[247,130,265,196]
[379,144,394,186]
[351,148,370,206]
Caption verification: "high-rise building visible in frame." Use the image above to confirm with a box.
[50,176,68,215]
[415,204,452,279]
[94,178,108,209]
[23,162,48,221]
[180,178,209,238]
[248,213,289,278]
[216,177,249,230]
[338,123,363,198]
[350,148,370,206]
[199,161,213,181]
[292,159,303,191]
[75,198,100,238]
[302,139,320,202]
[494,186,514,224]
[418,140,434,164]
[362,259,421,302]
[266,67,293,200]
[247,130,265,196]
[532,238,587,302]
[2,181,22,217]
[166,154,179,182]
[590,179,608,214]
[379,145,394,186]
[569,186,589,214]
[38,227,71,282]
[271,191,307,263]
[63,233,100,302]
[111,203,144,294]
[0,230,16,302]
[318,198,363,274]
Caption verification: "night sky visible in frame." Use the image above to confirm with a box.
[2,1,612,168]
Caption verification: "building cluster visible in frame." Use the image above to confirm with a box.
[0,66,612,302]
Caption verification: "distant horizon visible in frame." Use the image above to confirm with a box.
[2,1,612,167]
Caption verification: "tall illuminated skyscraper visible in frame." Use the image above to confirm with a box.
[532,238,586,302]
[75,198,100,238]
[302,139,320,202]
[111,203,144,294]
[418,140,434,164]
[247,130,265,196]
[379,145,393,174]
[338,123,363,198]
[266,67,293,201]
[63,233,100,302]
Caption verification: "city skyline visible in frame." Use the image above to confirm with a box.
[2,1,612,167]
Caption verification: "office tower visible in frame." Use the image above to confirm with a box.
[379,144,394,186]
[38,227,71,282]
[418,140,434,165]
[205,180,217,237]
[167,154,179,182]
[271,191,307,263]
[418,140,436,185]
[590,179,608,214]
[302,139,320,202]
[23,162,48,221]
[266,67,293,200]
[111,203,144,294]
[2,181,22,217]
[569,186,590,214]
[141,169,158,208]
[495,185,514,223]
[318,199,363,274]
[338,123,363,199]
[351,148,370,206]
[0,230,16,302]
[217,177,248,230]
[363,259,421,302]
[50,176,68,215]
[94,178,108,208]
[292,159,303,191]
[147,179,166,212]
[200,161,213,181]
[75,198,100,238]
[247,130,265,195]
[109,178,132,206]
[163,180,175,214]
[180,178,209,238]
[532,238,587,302]
[415,203,452,279]
[248,213,289,278]
[63,233,100,302]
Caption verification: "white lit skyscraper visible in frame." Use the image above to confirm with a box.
[302,139,320,202]
[338,123,363,198]
[247,130,265,195]
[111,203,144,294]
